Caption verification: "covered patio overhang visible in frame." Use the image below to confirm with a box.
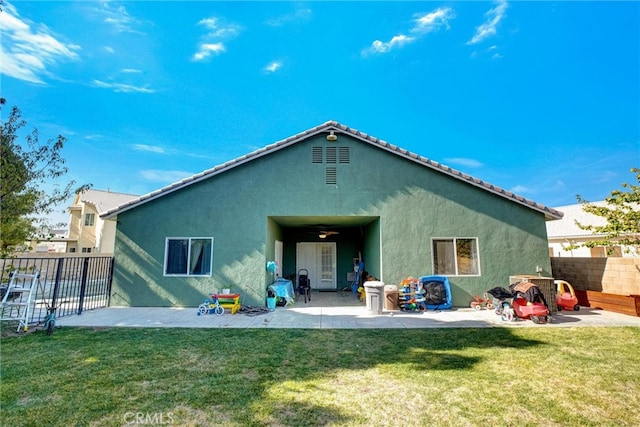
[270,215,378,231]
[267,216,382,289]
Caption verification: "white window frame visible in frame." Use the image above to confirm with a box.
[84,213,95,226]
[163,237,213,277]
[431,237,481,276]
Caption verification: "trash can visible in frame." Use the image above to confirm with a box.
[384,285,399,311]
[364,281,385,315]
[266,287,277,311]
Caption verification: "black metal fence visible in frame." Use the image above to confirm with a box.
[1,255,113,326]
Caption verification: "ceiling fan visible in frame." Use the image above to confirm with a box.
[306,224,340,239]
[318,230,339,239]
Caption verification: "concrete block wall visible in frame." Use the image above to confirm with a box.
[551,257,640,295]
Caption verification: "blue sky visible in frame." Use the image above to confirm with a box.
[1,1,638,225]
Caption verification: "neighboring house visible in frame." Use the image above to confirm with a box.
[103,121,563,307]
[547,201,638,258]
[67,189,138,254]
[24,229,69,253]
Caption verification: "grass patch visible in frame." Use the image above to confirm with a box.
[1,327,639,426]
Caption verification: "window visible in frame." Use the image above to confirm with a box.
[84,213,95,226]
[590,246,622,258]
[432,238,480,276]
[320,245,333,282]
[164,238,213,276]
[609,246,623,257]
[81,247,92,253]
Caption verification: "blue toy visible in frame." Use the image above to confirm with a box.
[418,275,452,310]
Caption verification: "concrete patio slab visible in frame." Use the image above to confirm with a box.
[57,291,640,329]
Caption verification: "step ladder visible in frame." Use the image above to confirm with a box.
[1,269,40,332]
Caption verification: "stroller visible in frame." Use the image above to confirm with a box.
[509,281,550,324]
[297,269,311,303]
[487,286,515,317]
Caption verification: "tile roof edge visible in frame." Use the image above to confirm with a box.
[334,124,564,221]
[102,120,563,221]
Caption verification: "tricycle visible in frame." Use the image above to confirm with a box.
[470,293,494,310]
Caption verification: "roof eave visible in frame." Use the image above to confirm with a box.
[102,120,564,221]
[331,123,564,221]
[102,122,337,219]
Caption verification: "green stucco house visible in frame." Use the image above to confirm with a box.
[103,121,563,308]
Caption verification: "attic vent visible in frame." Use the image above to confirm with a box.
[326,147,337,164]
[312,147,323,163]
[325,167,337,185]
[338,147,350,164]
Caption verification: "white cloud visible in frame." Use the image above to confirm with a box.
[193,43,226,61]
[470,44,504,60]
[121,68,143,74]
[133,144,166,154]
[198,17,218,28]
[193,17,241,61]
[444,157,484,168]
[0,3,80,83]
[467,0,509,45]
[367,35,415,54]
[197,17,241,38]
[412,7,455,34]
[266,8,312,26]
[99,3,144,34]
[362,7,454,56]
[92,80,155,93]
[264,61,283,73]
[140,169,193,183]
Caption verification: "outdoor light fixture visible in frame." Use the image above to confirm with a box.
[319,233,327,239]
[326,131,337,141]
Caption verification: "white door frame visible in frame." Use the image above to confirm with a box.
[296,242,337,290]
[274,240,283,278]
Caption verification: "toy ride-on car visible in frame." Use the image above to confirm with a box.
[555,280,580,311]
[511,297,550,324]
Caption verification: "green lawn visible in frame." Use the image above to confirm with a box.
[1,326,639,426]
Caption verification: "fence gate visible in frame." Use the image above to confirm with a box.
[0,256,114,327]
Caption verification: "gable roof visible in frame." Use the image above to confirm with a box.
[102,121,563,221]
[72,189,139,216]
[546,201,610,238]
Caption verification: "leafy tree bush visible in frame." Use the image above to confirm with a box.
[571,168,640,255]
[1,101,91,256]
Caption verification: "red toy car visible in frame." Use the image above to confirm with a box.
[555,280,580,311]
[511,297,550,324]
